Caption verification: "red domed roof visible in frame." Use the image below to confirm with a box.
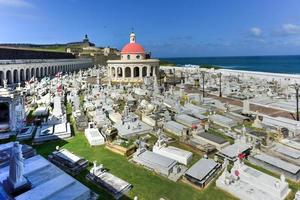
[121,43,145,54]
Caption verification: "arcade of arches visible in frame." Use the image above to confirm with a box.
[108,64,159,83]
[0,60,92,86]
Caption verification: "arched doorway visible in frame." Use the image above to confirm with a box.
[0,71,4,86]
[125,67,131,77]
[31,68,35,78]
[26,69,30,81]
[40,67,44,77]
[13,69,19,83]
[111,67,116,77]
[134,67,140,77]
[150,66,154,76]
[36,68,39,78]
[0,102,9,125]
[117,67,123,78]
[6,71,12,84]
[142,66,147,77]
[20,69,25,82]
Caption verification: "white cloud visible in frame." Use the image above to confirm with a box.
[0,0,33,8]
[281,23,300,35]
[250,27,262,37]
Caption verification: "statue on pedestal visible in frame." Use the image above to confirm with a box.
[4,142,31,195]
[3,79,7,89]
[252,112,263,129]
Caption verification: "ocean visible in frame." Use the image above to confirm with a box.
[161,55,300,74]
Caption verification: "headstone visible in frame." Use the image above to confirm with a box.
[242,99,250,114]
[252,113,263,129]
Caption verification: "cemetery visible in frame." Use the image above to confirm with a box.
[0,63,300,200]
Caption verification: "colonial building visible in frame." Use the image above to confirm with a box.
[107,33,160,83]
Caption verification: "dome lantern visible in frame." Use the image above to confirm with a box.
[130,32,136,43]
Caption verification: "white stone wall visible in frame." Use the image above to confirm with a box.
[0,58,92,85]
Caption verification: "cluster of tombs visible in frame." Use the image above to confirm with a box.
[1,65,300,199]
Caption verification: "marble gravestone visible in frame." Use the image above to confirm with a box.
[3,142,31,195]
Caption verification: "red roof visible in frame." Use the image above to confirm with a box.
[121,43,145,54]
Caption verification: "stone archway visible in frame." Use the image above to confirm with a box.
[26,69,30,81]
[6,70,12,84]
[31,68,35,78]
[0,102,9,124]
[35,68,39,78]
[44,67,47,76]
[0,71,4,86]
[13,69,19,83]
[125,67,131,78]
[117,67,123,78]
[20,69,25,82]
[40,67,44,77]
[150,66,154,76]
[142,66,147,77]
[111,67,116,77]
[134,67,140,77]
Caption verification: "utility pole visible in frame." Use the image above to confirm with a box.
[200,71,205,98]
[218,72,222,97]
[173,68,176,86]
[295,83,300,121]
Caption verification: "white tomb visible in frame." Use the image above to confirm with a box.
[84,122,105,146]
[216,161,291,200]
[153,136,192,165]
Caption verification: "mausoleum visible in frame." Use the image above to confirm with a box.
[107,33,160,83]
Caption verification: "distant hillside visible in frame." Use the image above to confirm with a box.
[0,34,96,53]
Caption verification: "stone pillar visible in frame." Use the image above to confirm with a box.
[147,66,150,76]
[115,67,118,79]
[131,66,134,78]
[139,66,142,79]
[3,70,6,81]
[122,67,125,79]
[153,66,156,77]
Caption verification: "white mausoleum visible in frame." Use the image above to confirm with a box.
[107,33,160,83]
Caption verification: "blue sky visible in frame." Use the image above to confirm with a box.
[0,0,300,57]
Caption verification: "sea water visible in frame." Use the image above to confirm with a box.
[161,55,300,74]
